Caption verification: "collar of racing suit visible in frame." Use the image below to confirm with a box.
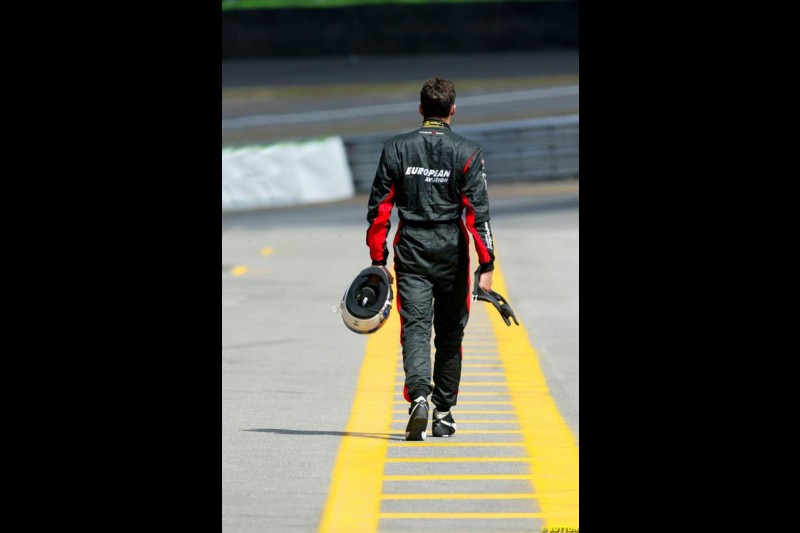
[421,118,451,129]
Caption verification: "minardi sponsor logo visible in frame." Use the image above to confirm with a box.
[405,166,451,183]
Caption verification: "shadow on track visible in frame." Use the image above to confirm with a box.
[243,428,404,441]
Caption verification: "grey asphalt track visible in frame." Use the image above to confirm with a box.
[222,50,578,87]
[222,50,578,145]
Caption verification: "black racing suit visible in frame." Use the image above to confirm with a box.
[366,118,496,412]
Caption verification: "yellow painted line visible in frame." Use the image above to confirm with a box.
[448,430,521,434]
[380,512,544,519]
[385,457,528,463]
[231,265,247,276]
[392,401,512,405]
[462,346,497,348]
[318,288,399,533]
[387,442,523,447]
[462,343,500,347]
[382,493,535,499]
[392,410,513,414]
[231,267,271,276]
[394,367,503,372]
[462,345,498,348]
[395,382,508,386]
[448,391,509,396]
[394,368,503,373]
[452,401,512,405]
[488,260,579,529]
[395,391,511,394]
[386,428,519,435]
[259,247,274,256]
[392,419,519,424]
[384,474,535,481]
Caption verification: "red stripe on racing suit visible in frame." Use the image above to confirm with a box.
[366,181,396,265]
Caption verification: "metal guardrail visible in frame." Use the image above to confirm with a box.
[342,114,579,194]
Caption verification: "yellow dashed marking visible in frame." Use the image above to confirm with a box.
[393,382,509,387]
[391,410,514,414]
[391,419,520,424]
[381,493,536,499]
[392,401,512,405]
[383,475,534,481]
[379,512,545,519]
[385,457,528,463]
[387,442,524,448]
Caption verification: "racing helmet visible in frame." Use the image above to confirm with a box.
[340,266,393,334]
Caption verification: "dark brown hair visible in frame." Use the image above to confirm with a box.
[420,77,456,118]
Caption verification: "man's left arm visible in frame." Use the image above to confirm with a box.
[461,148,495,278]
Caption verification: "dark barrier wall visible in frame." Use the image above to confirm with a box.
[221,1,578,58]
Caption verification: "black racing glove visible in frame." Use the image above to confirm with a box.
[472,267,519,326]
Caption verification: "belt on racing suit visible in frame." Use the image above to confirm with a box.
[400,218,460,228]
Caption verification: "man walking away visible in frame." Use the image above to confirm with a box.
[365,77,497,441]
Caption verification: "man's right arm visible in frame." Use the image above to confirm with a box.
[366,146,396,266]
